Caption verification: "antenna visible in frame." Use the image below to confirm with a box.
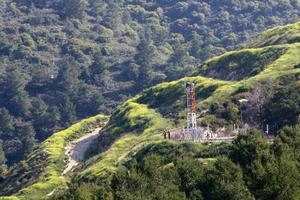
[186,82,197,130]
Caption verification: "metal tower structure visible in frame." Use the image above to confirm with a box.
[185,82,197,130]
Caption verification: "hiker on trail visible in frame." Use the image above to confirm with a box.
[163,130,167,139]
[167,130,171,139]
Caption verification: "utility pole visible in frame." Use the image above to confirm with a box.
[238,98,249,128]
[266,124,269,135]
[186,82,197,130]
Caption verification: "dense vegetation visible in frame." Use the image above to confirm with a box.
[1,2,300,200]
[1,0,300,166]
[52,128,300,200]
[0,114,108,199]
[265,79,300,130]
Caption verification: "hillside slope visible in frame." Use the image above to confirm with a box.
[246,21,300,48]
[78,21,300,183]
[1,0,300,166]
[0,115,108,200]
[2,21,300,200]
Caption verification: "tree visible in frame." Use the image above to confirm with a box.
[229,129,269,170]
[57,0,87,19]
[166,42,191,80]
[265,82,300,130]
[134,36,155,87]
[275,125,300,162]
[102,1,122,29]
[126,63,140,80]
[27,67,51,95]
[169,42,189,67]
[175,156,204,199]
[15,0,50,8]
[190,32,203,58]
[111,154,186,200]
[0,67,31,117]
[44,106,61,133]
[0,108,15,138]
[269,126,300,200]
[229,130,284,199]
[74,84,105,118]
[58,93,76,126]
[30,98,51,141]
[73,184,111,200]
[89,51,106,75]
[20,123,36,154]
[204,157,254,200]
[209,101,239,124]
[56,56,81,95]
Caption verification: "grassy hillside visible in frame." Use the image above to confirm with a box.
[246,22,300,48]
[197,46,287,81]
[80,100,173,180]
[1,0,300,166]
[76,21,300,184]
[2,21,300,200]
[0,114,108,200]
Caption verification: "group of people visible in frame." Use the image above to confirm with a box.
[163,129,171,139]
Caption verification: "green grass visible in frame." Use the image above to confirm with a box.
[246,22,300,47]
[197,46,287,81]
[199,43,300,102]
[0,197,20,200]
[80,101,172,180]
[3,114,108,200]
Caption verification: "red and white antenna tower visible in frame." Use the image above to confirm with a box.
[186,82,197,130]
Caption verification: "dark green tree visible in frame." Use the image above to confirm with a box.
[134,36,155,87]
[20,123,36,154]
[176,156,204,199]
[270,141,300,200]
[111,154,186,200]
[204,157,254,200]
[265,82,300,130]
[102,1,122,29]
[58,93,76,127]
[229,130,283,199]
[15,0,50,8]
[57,0,87,19]
[0,108,15,138]
[169,42,189,67]
[30,98,50,141]
[56,57,81,95]
[276,125,300,161]
[74,84,105,117]
[190,32,203,58]
[0,67,31,117]
[45,106,61,131]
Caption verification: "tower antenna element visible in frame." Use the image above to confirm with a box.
[186,82,197,130]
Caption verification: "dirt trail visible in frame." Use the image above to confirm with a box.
[62,127,102,176]
[47,127,102,197]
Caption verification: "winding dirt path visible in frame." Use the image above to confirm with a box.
[62,127,102,176]
[47,127,103,197]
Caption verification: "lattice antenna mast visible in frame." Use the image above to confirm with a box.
[186,82,197,130]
